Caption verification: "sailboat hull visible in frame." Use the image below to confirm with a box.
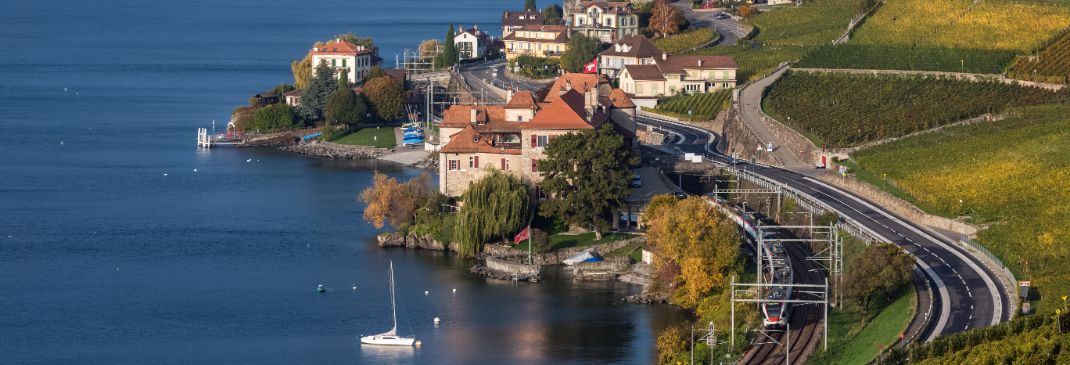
[360,334,415,346]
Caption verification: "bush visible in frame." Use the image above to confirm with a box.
[248,103,296,132]
[510,55,560,78]
[362,76,405,121]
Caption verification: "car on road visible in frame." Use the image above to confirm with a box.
[629,174,643,188]
[673,191,687,199]
[716,12,731,19]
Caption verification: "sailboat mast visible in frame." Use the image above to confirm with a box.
[390,261,398,333]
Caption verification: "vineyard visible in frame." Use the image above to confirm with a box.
[851,0,1070,52]
[883,311,1070,364]
[645,91,732,121]
[1007,29,1070,84]
[689,45,809,82]
[852,103,1070,316]
[763,71,1070,147]
[796,44,1017,74]
[653,28,716,54]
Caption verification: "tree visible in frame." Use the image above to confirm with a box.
[249,103,296,132]
[419,39,443,60]
[337,68,351,90]
[650,0,686,37]
[737,5,754,18]
[360,173,435,230]
[325,88,367,127]
[454,170,532,257]
[270,83,295,96]
[524,0,537,12]
[363,65,386,83]
[542,4,563,25]
[842,243,914,318]
[298,61,336,122]
[538,124,637,239]
[335,32,375,49]
[363,76,405,121]
[560,33,602,72]
[291,55,312,89]
[645,196,741,309]
[442,24,459,68]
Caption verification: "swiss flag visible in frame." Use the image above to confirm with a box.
[582,57,598,74]
[513,226,530,244]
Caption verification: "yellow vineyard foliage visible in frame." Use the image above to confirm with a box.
[853,0,1070,51]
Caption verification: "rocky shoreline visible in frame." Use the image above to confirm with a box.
[278,141,388,159]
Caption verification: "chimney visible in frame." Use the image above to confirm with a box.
[698,59,704,66]
[662,53,667,60]
[470,108,478,124]
[566,80,573,91]
[507,89,514,103]
[584,89,596,115]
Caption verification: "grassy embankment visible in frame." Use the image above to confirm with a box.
[654,28,716,54]
[688,0,861,81]
[513,232,636,253]
[762,71,1070,148]
[848,103,1070,314]
[799,0,1070,73]
[332,127,396,148]
[809,233,915,365]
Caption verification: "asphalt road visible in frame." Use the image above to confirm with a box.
[456,59,548,96]
[672,3,748,46]
[638,115,1012,340]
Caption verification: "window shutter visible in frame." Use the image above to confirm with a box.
[501,158,506,170]
[531,135,537,147]
[474,156,479,168]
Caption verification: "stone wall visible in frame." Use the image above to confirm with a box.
[279,141,388,159]
[721,107,782,165]
[484,236,645,265]
[485,256,540,277]
[572,257,631,280]
[816,172,978,236]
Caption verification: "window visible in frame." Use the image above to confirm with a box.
[331,59,336,66]
[342,59,347,67]
[501,158,508,170]
[448,160,460,171]
[469,156,479,168]
[531,160,539,172]
[537,135,548,147]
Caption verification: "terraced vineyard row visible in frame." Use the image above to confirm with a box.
[649,91,732,121]
[1007,30,1070,84]
[763,71,1070,147]
[797,45,1017,74]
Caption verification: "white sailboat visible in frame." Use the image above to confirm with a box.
[360,261,416,346]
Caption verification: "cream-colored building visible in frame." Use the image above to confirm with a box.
[310,39,377,85]
[619,53,738,108]
[598,35,662,79]
[502,24,570,59]
[438,74,638,197]
[570,1,640,43]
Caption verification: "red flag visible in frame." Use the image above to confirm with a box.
[582,57,598,74]
[513,226,530,244]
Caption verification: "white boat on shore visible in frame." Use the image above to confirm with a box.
[360,261,416,347]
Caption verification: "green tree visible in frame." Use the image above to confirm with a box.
[442,24,459,68]
[335,32,375,49]
[363,65,386,83]
[542,4,563,25]
[454,170,532,257]
[291,55,312,89]
[325,88,367,127]
[538,124,637,239]
[843,243,913,318]
[561,33,603,72]
[249,103,297,132]
[298,61,336,122]
[337,68,351,90]
[363,76,405,121]
[524,0,537,12]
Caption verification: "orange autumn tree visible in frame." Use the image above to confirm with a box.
[649,0,686,37]
[645,196,741,309]
[360,172,434,229]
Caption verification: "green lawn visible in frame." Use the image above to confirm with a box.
[604,242,644,262]
[513,232,635,252]
[810,287,915,365]
[332,127,396,148]
[654,28,716,54]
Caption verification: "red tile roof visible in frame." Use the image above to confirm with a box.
[543,73,604,102]
[310,40,374,56]
[439,125,523,155]
[654,55,738,73]
[504,91,539,109]
[608,88,636,108]
[440,105,507,128]
[526,89,601,130]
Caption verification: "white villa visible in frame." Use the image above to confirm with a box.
[569,1,640,43]
[455,25,491,60]
[309,39,377,85]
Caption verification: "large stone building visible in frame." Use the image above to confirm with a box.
[501,10,544,37]
[569,1,640,43]
[309,39,378,85]
[598,35,663,79]
[502,24,571,60]
[618,53,738,107]
[437,73,638,196]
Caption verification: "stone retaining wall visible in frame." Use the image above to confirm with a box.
[721,107,783,166]
[484,236,644,265]
[279,141,388,159]
[816,172,977,236]
[485,256,540,277]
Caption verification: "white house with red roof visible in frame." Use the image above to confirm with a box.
[309,39,377,85]
[436,74,638,196]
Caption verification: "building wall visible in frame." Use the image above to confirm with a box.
[311,54,374,84]
[455,33,486,60]
[505,108,535,122]
[504,39,568,59]
[439,152,527,196]
[571,11,638,42]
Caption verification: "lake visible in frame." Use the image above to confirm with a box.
[0,0,683,364]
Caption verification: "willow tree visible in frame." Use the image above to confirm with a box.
[454,170,532,257]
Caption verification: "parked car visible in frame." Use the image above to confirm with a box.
[630,174,643,188]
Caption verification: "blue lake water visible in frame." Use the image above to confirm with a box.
[0,0,683,363]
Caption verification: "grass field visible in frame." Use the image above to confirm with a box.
[851,103,1070,313]
[686,0,860,81]
[654,28,716,54]
[763,71,1070,147]
[1008,29,1070,84]
[332,127,396,148]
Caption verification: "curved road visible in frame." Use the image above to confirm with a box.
[638,115,1012,341]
